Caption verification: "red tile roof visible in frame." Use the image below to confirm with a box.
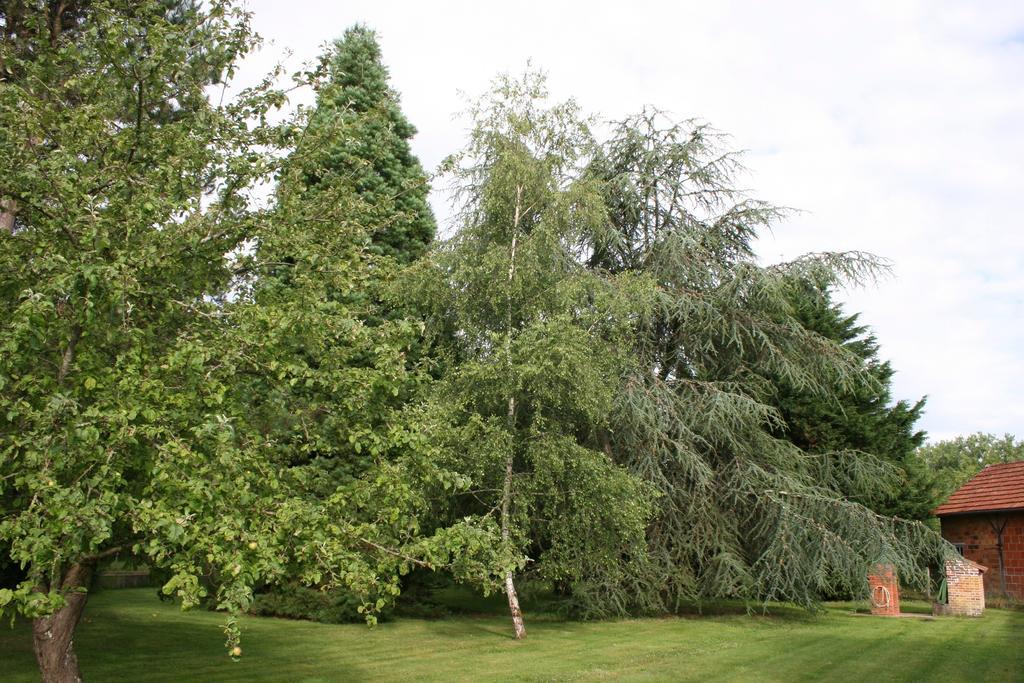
[933,461,1024,516]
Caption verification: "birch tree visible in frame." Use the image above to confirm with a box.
[400,73,655,638]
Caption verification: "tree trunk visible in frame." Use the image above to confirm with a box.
[504,569,526,640]
[500,396,526,640]
[500,465,525,640]
[32,563,94,683]
[0,198,16,234]
[500,185,526,640]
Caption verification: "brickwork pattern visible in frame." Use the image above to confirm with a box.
[941,557,986,617]
[940,512,1024,600]
[867,563,900,616]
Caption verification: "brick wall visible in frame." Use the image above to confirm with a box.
[940,512,1024,600]
[867,563,900,616]
[940,558,985,617]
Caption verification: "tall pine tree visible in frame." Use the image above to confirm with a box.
[296,25,435,265]
[239,27,498,626]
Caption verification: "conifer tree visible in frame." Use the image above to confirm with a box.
[297,25,436,265]
[239,28,466,624]
[771,282,933,520]
[580,108,951,612]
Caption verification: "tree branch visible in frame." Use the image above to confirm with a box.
[79,546,124,565]
[357,537,433,569]
[57,325,81,385]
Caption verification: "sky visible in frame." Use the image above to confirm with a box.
[237,0,1024,442]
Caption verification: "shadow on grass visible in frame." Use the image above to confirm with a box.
[1,590,378,682]
[426,583,829,625]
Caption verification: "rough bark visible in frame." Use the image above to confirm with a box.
[32,562,94,683]
[0,198,16,234]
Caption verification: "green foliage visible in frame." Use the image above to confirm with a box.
[0,4,501,670]
[397,73,657,609]
[292,25,436,266]
[240,32,511,622]
[1,3,954,672]
[578,107,951,610]
[769,281,933,520]
[393,77,952,617]
[0,0,267,627]
[251,583,375,624]
[920,432,1024,504]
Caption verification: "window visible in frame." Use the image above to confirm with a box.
[953,543,965,555]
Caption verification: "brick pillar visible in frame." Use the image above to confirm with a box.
[868,563,901,616]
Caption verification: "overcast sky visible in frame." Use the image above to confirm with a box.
[238,0,1024,442]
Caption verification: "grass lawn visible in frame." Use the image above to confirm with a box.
[1,589,1022,682]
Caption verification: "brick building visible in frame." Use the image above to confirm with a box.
[934,557,986,616]
[934,461,1024,600]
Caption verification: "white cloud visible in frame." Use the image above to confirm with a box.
[240,0,1024,442]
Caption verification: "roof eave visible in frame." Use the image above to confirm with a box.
[934,507,1024,518]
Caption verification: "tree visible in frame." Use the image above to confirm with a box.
[0,0,204,234]
[398,73,656,638]
[920,432,1024,505]
[233,34,501,623]
[400,78,951,629]
[0,5,261,678]
[3,0,71,231]
[295,25,436,266]
[0,5,493,680]
[769,281,934,520]
[580,108,950,611]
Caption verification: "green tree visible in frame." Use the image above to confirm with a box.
[1,3,93,87]
[770,281,934,520]
[0,5,494,680]
[232,36,503,623]
[0,0,204,233]
[920,432,1024,505]
[296,25,436,266]
[0,5,263,678]
[399,73,656,638]
[582,108,949,611]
